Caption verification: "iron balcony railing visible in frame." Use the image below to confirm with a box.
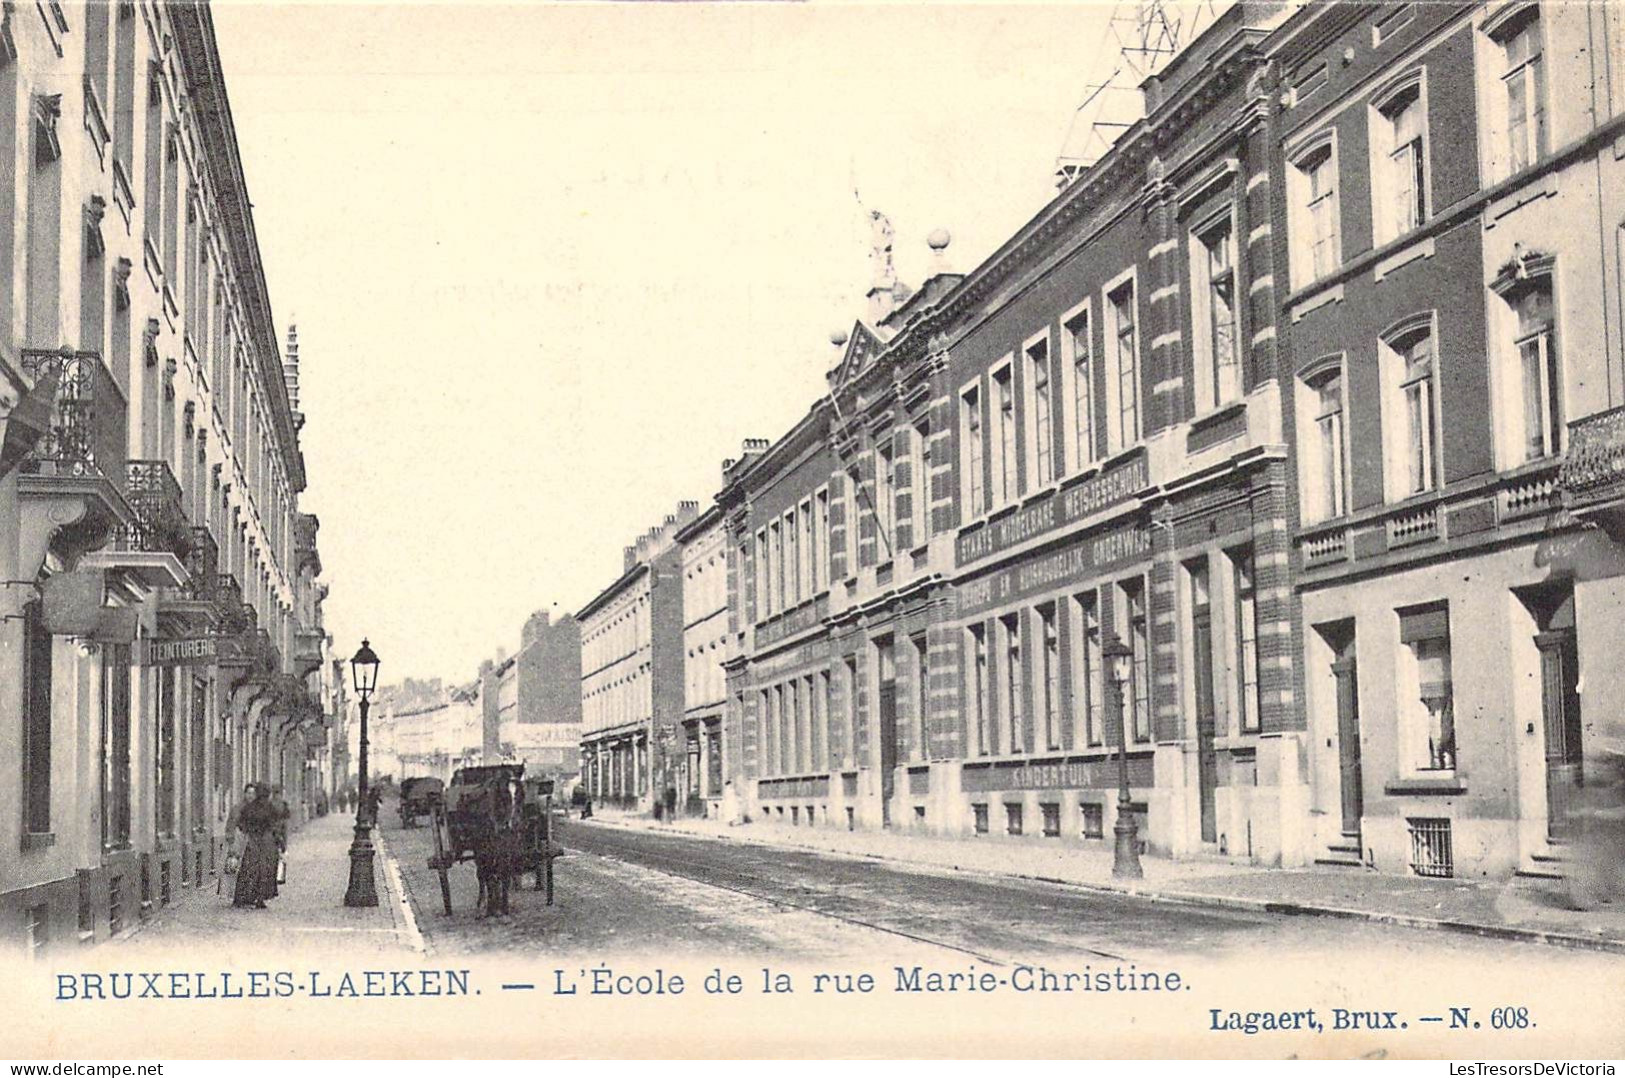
[1559,405,1625,512]
[18,348,127,487]
[122,460,192,558]
[184,526,219,600]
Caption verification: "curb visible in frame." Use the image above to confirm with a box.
[573,816,1625,957]
[374,827,430,957]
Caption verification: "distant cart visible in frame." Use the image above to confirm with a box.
[396,777,444,828]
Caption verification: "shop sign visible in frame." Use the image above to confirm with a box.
[141,637,218,666]
[752,637,831,678]
[956,524,1150,619]
[956,452,1149,567]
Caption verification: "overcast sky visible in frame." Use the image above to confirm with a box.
[207,1,1164,684]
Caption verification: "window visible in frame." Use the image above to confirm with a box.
[1399,605,1455,772]
[1001,612,1024,754]
[968,625,990,756]
[101,644,132,850]
[1232,549,1261,734]
[800,499,814,600]
[911,633,929,763]
[1304,367,1348,522]
[1005,802,1024,836]
[911,418,931,543]
[1498,11,1547,175]
[1038,604,1061,751]
[874,443,894,560]
[157,668,176,836]
[992,363,1018,504]
[1119,579,1151,742]
[961,385,985,517]
[845,656,860,767]
[972,803,989,835]
[1372,79,1427,243]
[22,600,52,835]
[1064,307,1095,471]
[1041,802,1061,837]
[1072,590,1105,747]
[766,522,780,616]
[1188,557,1217,730]
[1292,139,1341,285]
[813,488,829,591]
[784,510,799,607]
[1383,320,1439,498]
[1081,801,1105,839]
[1105,278,1141,452]
[1499,275,1561,462]
[1192,214,1241,411]
[1026,336,1054,487]
[845,466,863,575]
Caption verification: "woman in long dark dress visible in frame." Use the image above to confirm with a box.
[232,783,280,908]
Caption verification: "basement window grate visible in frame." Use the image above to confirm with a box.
[1408,816,1454,878]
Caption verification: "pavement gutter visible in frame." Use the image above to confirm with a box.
[575,816,1625,957]
[374,826,429,957]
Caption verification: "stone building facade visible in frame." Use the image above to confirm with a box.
[1275,0,1625,878]
[579,503,694,813]
[1,1,329,956]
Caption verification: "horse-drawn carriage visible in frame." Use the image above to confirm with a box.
[397,776,444,828]
[425,763,560,916]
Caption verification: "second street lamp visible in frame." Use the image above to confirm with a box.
[1103,634,1143,880]
[342,638,381,908]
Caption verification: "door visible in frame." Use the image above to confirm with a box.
[1193,609,1218,844]
[1536,630,1582,839]
[1332,639,1363,838]
[877,639,898,827]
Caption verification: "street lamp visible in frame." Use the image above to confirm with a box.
[1103,634,1143,880]
[342,638,381,908]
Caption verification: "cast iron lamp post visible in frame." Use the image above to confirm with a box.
[342,639,381,908]
[1103,634,1143,880]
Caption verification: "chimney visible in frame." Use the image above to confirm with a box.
[282,323,305,432]
[623,545,637,572]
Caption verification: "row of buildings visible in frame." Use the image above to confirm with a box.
[1,2,340,956]
[575,0,1625,882]
[365,608,583,788]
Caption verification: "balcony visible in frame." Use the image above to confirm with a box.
[293,512,321,575]
[1559,406,1625,533]
[292,625,325,676]
[156,525,220,633]
[83,459,192,590]
[13,349,132,576]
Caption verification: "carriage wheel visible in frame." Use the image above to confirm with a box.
[430,806,454,916]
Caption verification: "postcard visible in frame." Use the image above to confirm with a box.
[2,0,1623,1062]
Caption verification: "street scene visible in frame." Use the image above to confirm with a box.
[4,0,1625,1062]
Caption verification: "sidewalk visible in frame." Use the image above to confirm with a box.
[119,810,423,959]
[581,811,1625,954]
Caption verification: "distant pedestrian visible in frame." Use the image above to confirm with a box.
[663,785,678,822]
[232,784,279,909]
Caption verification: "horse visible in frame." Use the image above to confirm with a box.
[467,778,524,919]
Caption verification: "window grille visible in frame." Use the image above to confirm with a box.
[108,875,124,936]
[1408,817,1454,878]
[1081,802,1105,839]
[1041,802,1061,837]
[972,803,989,835]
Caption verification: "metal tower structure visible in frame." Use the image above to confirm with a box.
[1054,0,1227,189]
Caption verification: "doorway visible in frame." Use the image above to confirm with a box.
[876,638,898,828]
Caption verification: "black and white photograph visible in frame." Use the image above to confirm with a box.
[1,0,1624,1062]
